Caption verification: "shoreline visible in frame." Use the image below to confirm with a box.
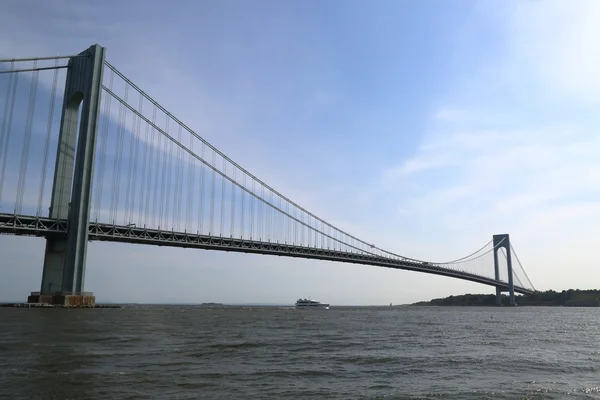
[0,303,122,309]
[411,290,600,307]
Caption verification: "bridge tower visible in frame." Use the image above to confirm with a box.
[493,233,516,306]
[28,45,105,307]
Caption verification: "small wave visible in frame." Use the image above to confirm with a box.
[573,387,600,394]
[195,372,231,379]
[338,355,399,365]
[207,342,262,350]
[176,381,219,388]
[368,384,394,389]
[249,369,338,378]
[490,358,598,375]
[90,335,143,343]
[285,346,320,353]
[478,340,506,347]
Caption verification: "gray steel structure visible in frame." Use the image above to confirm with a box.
[0,212,534,296]
[493,234,516,306]
[0,45,536,303]
[40,45,105,295]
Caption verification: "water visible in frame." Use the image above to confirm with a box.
[1,306,599,399]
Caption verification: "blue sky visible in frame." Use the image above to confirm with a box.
[1,0,600,305]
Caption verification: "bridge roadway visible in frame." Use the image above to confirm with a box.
[0,213,535,295]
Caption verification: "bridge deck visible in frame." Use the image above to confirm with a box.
[0,213,534,295]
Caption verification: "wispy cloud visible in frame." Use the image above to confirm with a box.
[377,0,600,291]
[434,108,467,122]
[508,0,600,102]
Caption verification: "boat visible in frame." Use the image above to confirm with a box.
[295,298,329,310]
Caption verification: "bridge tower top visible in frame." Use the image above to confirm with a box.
[493,234,510,250]
[493,233,516,306]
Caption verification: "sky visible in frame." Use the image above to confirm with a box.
[1,0,600,305]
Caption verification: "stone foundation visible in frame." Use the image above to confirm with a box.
[27,292,96,307]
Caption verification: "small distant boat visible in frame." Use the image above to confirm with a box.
[295,298,329,310]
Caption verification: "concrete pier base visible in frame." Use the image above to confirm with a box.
[27,292,96,307]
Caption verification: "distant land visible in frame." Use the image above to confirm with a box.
[412,289,600,307]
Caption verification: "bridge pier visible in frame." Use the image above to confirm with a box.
[28,45,105,307]
[493,234,516,306]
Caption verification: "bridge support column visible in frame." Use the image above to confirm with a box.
[493,246,502,306]
[30,45,105,306]
[493,234,516,306]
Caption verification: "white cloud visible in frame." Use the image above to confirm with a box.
[381,155,452,182]
[434,108,467,122]
[379,0,600,291]
[509,0,600,102]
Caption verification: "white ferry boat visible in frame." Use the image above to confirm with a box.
[295,298,329,310]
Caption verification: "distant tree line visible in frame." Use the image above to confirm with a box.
[411,289,600,306]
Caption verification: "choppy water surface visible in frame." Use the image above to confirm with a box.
[1,305,600,399]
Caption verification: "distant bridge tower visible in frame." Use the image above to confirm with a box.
[29,45,105,306]
[493,234,515,306]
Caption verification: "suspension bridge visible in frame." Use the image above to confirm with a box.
[0,45,536,307]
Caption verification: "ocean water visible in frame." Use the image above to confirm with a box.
[1,305,599,399]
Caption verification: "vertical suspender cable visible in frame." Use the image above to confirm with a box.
[164,118,173,228]
[174,124,183,230]
[95,70,113,221]
[256,185,261,240]
[157,117,166,227]
[160,117,171,228]
[124,88,141,224]
[129,93,142,224]
[240,173,245,238]
[279,196,283,243]
[230,167,236,237]
[0,62,15,175]
[180,125,186,230]
[308,214,312,247]
[123,89,138,224]
[165,118,173,228]
[16,61,39,213]
[285,201,289,244]
[152,109,163,227]
[266,190,272,242]
[259,185,264,240]
[294,208,298,245]
[198,142,206,233]
[220,159,226,236]
[147,105,158,226]
[37,61,60,216]
[108,89,120,222]
[301,212,305,246]
[110,84,127,223]
[175,124,184,231]
[0,67,18,205]
[249,180,255,239]
[186,133,194,231]
[209,150,216,235]
[138,105,150,225]
[0,62,15,205]
[171,123,179,229]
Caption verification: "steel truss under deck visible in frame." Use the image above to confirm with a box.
[0,212,534,295]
